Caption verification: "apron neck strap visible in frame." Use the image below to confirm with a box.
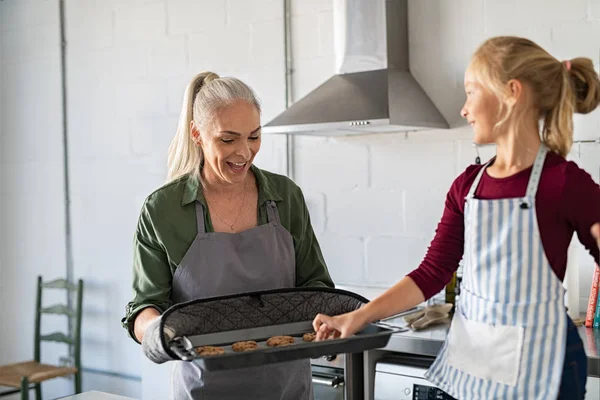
[465,144,548,205]
[266,201,280,223]
[466,159,493,200]
[195,202,206,233]
[523,144,548,201]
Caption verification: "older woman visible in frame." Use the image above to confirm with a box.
[122,71,333,399]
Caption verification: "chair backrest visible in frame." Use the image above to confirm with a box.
[34,276,84,370]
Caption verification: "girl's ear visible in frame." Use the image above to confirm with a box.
[506,79,524,105]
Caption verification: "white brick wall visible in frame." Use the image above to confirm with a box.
[593,0,600,18]
[0,0,285,398]
[294,136,369,190]
[291,0,600,303]
[319,234,366,283]
[1,1,600,399]
[366,236,430,285]
[326,190,405,236]
[65,0,287,398]
[115,1,167,43]
[166,0,226,36]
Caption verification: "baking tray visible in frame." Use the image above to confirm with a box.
[168,320,400,371]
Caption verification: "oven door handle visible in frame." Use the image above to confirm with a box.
[312,373,344,388]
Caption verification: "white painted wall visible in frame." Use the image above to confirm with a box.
[0,0,4,374]
[1,1,599,399]
[0,1,71,399]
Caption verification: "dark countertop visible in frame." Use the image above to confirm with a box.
[579,325,600,377]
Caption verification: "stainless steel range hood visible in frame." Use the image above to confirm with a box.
[263,0,449,136]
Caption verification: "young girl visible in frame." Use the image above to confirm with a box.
[313,36,600,400]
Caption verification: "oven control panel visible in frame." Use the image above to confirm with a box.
[412,384,454,399]
[374,362,454,400]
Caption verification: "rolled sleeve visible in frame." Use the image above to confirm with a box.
[122,206,173,343]
[293,191,334,288]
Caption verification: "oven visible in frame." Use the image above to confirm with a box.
[311,352,364,400]
[311,354,345,400]
[374,354,454,400]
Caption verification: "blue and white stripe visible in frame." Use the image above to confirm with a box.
[425,145,567,399]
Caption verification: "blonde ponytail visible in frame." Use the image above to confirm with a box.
[542,68,575,158]
[569,57,600,114]
[166,71,261,182]
[543,58,600,157]
[167,72,216,182]
[470,37,600,158]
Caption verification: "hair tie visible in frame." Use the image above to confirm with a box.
[563,60,571,71]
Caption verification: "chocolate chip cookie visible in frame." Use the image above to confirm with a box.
[266,335,295,347]
[232,340,259,352]
[302,332,316,342]
[195,345,225,356]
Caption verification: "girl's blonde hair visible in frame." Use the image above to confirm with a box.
[167,72,262,182]
[470,36,600,157]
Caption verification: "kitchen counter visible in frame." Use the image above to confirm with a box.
[380,313,600,377]
[382,318,449,357]
[337,286,600,376]
[579,325,600,378]
[341,286,600,398]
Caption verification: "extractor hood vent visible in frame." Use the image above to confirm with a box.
[263,0,449,136]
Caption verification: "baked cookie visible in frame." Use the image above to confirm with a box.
[232,340,258,352]
[266,335,295,347]
[302,332,316,342]
[195,345,225,356]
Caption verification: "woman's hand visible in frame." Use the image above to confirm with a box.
[312,308,369,341]
[141,317,176,364]
[592,223,600,249]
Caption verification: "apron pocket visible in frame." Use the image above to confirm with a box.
[446,312,524,387]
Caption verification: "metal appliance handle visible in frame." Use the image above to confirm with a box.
[311,374,344,388]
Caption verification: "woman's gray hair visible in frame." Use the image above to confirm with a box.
[167,72,261,182]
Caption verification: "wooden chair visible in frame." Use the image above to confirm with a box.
[0,276,83,400]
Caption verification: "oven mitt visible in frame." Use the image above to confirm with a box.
[403,309,426,325]
[408,303,453,331]
[142,317,176,364]
[403,304,452,325]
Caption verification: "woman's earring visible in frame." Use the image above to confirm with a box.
[191,132,201,146]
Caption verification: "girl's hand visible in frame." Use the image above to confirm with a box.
[312,309,369,341]
[592,223,600,250]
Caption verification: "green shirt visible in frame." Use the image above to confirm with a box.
[122,165,334,340]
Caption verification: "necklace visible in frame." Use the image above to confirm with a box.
[205,178,248,231]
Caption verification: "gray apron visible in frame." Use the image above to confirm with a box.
[170,200,314,400]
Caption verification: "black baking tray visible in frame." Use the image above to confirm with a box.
[168,320,399,371]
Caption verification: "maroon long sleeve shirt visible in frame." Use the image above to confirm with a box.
[408,151,600,300]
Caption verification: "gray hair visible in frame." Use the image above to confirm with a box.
[167,72,261,182]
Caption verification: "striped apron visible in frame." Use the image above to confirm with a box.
[425,144,568,399]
